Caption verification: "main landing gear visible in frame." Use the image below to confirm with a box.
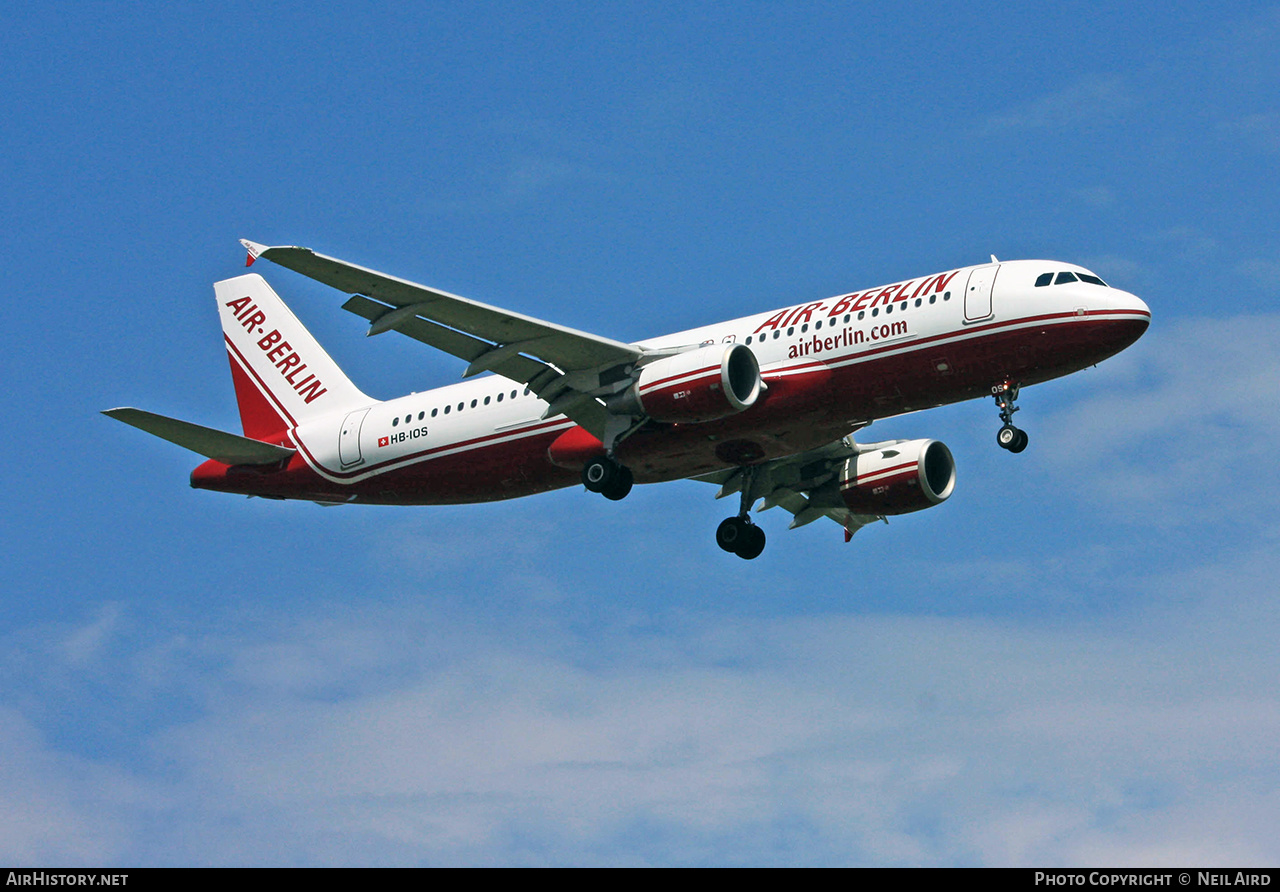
[582,455,633,501]
[992,379,1029,453]
[716,465,766,560]
[716,515,766,560]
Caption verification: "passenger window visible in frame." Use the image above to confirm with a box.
[1035,273,1053,287]
[392,417,399,427]
[801,324,808,332]
[858,311,865,320]
[929,295,936,304]
[444,405,450,414]
[431,408,438,417]
[457,402,464,411]
[787,327,794,336]
[815,320,822,330]
[496,393,503,402]
[872,308,879,317]
[1055,271,1078,285]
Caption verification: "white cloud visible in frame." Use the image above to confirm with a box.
[57,602,124,667]
[1038,313,1280,525]
[8,536,1273,867]
[0,708,142,864]
[985,77,1135,132]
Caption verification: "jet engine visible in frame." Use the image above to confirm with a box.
[840,439,955,515]
[611,343,762,423]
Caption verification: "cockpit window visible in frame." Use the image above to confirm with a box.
[1054,271,1078,285]
[1077,273,1108,286]
[1035,272,1053,287]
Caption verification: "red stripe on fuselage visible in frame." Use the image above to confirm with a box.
[299,416,576,482]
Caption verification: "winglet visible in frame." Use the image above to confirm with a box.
[240,238,269,267]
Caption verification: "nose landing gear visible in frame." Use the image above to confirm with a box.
[992,380,1029,453]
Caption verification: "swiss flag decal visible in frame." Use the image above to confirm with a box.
[378,436,389,448]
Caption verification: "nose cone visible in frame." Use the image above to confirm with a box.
[1119,289,1151,321]
[1100,288,1151,357]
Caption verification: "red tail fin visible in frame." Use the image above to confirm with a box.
[215,274,374,438]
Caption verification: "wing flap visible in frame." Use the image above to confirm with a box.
[103,408,295,466]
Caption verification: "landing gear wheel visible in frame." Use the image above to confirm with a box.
[716,516,747,553]
[582,456,612,492]
[737,523,766,560]
[716,516,766,559]
[602,465,633,500]
[583,456,633,500]
[997,425,1029,453]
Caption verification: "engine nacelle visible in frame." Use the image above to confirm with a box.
[840,439,955,516]
[619,343,762,423]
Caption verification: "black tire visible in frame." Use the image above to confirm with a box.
[1009,429,1029,453]
[997,425,1019,450]
[602,465,633,500]
[736,523,766,560]
[582,456,614,493]
[716,516,747,553]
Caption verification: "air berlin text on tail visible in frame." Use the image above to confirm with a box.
[224,295,328,404]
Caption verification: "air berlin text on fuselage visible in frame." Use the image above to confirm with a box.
[224,295,328,404]
[753,269,961,333]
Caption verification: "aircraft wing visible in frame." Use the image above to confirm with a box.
[241,240,644,437]
[697,434,884,541]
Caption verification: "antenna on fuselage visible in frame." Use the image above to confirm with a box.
[990,254,999,263]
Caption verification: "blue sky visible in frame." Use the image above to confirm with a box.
[3,1,1279,866]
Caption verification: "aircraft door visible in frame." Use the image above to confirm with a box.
[964,264,998,322]
[338,407,370,468]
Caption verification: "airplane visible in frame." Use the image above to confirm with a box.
[104,240,1150,559]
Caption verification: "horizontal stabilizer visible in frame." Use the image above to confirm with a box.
[102,408,295,466]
